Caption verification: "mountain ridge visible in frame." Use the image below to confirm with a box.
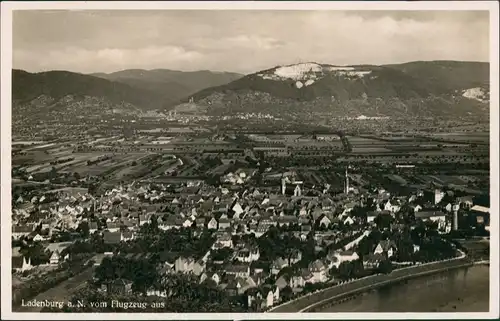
[90,68,243,104]
[171,61,489,120]
[12,60,490,123]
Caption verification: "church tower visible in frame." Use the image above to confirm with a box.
[281,177,287,195]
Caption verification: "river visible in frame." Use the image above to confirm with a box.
[320,265,489,312]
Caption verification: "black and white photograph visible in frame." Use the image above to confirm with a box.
[1,1,498,319]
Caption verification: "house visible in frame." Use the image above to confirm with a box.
[164,216,184,230]
[121,230,135,242]
[343,216,355,225]
[367,211,393,224]
[175,256,195,273]
[89,222,99,234]
[308,259,328,283]
[212,233,233,249]
[226,264,250,278]
[317,214,332,228]
[146,286,168,298]
[288,249,302,265]
[290,275,306,289]
[12,224,35,240]
[458,196,474,208]
[40,219,51,230]
[262,285,279,308]
[299,207,308,216]
[271,257,288,275]
[246,288,269,310]
[183,218,193,228]
[49,251,60,265]
[107,279,133,295]
[363,253,385,269]
[199,271,221,285]
[330,250,359,268]
[276,215,298,227]
[471,205,490,214]
[106,221,120,233]
[92,253,114,266]
[228,276,257,295]
[218,218,232,230]
[275,275,290,289]
[139,214,150,226]
[195,217,206,228]
[366,212,378,223]
[103,231,121,244]
[33,234,46,242]
[191,260,205,276]
[12,256,33,273]
[409,204,423,212]
[384,200,401,213]
[470,205,490,227]
[207,217,218,230]
[235,246,260,263]
[232,202,244,216]
[374,240,397,258]
[415,210,447,229]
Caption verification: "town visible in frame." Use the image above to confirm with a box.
[11,127,490,312]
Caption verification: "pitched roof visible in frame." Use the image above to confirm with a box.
[103,231,121,244]
[415,210,446,219]
[308,259,326,271]
[363,253,385,262]
[377,240,397,251]
[12,225,34,233]
[226,264,250,273]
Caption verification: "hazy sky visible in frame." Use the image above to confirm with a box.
[13,10,490,74]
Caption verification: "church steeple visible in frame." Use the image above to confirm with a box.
[344,166,350,194]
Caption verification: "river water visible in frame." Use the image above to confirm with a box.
[320,265,490,312]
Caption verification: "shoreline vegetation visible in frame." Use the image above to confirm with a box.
[269,251,485,313]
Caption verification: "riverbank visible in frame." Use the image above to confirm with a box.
[302,260,479,312]
[269,256,474,312]
[320,264,489,312]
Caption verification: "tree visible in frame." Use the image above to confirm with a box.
[281,286,294,302]
[374,213,393,229]
[338,261,354,280]
[77,221,90,238]
[377,259,393,274]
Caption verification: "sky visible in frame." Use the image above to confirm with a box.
[12,10,490,75]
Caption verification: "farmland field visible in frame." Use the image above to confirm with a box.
[385,174,408,185]
[66,153,148,176]
[351,147,393,153]
[300,171,344,189]
[423,132,489,143]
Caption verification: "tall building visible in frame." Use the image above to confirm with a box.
[344,167,350,194]
[281,177,287,195]
[453,210,459,231]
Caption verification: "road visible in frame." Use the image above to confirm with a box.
[14,267,94,312]
[269,257,471,312]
